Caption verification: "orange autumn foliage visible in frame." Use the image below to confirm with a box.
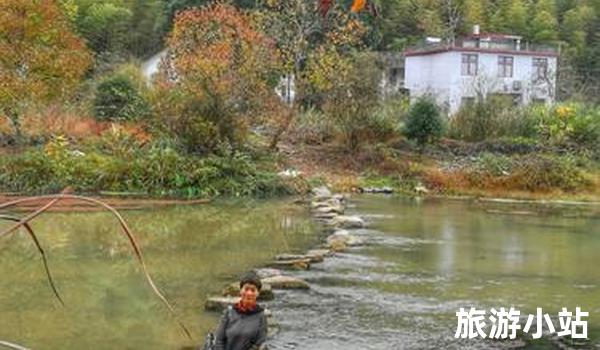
[20,105,106,141]
[164,3,278,107]
[0,0,92,117]
[351,0,367,12]
[155,3,280,152]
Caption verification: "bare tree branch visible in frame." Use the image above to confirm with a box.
[0,194,192,340]
[0,215,64,305]
[0,340,31,350]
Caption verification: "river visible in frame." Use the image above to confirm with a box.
[0,196,598,349]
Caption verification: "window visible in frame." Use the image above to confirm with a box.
[498,56,513,77]
[462,54,478,76]
[532,57,548,80]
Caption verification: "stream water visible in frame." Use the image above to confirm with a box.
[0,196,598,349]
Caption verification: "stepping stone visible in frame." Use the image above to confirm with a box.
[326,239,347,252]
[326,231,364,247]
[254,268,282,279]
[312,211,338,220]
[312,186,332,200]
[313,205,344,215]
[306,249,334,258]
[276,253,323,263]
[269,258,310,270]
[331,215,365,229]
[261,275,310,290]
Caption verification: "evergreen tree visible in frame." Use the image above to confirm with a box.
[462,0,488,32]
[506,0,529,36]
[530,0,559,41]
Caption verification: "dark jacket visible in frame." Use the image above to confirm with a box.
[214,305,267,350]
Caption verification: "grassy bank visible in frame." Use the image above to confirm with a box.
[1,140,598,202]
[282,140,600,202]
[0,137,308,199]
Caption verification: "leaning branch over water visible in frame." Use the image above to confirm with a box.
[0,194,192,340]
[0,214,63,305]
[0,340,31,350]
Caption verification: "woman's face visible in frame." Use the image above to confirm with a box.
[239,283,259,304]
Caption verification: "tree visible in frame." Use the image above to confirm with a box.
[530,0,559,42]
[0,0,92,141]
[506,0,529,36]
[94,74,150,122]
[127,0,168,57]
[404,97,444,147]
[462,0,487,32]
[157,3,279,153]
[255,0,370,107]
[77,2,132,55]
[489,0,512,33]
[378,0,422,50]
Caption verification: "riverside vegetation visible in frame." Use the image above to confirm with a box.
[1,0,599,201]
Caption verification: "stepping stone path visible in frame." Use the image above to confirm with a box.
[205,186,367,333]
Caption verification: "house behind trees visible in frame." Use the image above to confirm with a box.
[404,26,559,114]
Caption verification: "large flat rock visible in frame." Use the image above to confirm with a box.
[330,215,365,229]
[326,230,365,247]
[276,253,324,263]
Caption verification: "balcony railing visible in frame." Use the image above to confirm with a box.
[406,38,559,55]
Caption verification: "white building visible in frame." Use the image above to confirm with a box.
[404,30,559,114]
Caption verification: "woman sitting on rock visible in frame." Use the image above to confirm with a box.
[214,271,268,350]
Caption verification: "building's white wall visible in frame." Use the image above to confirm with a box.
[405,51,557,114]
[405,53,461,113]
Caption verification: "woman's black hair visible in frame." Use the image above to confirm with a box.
[239,271,262,291]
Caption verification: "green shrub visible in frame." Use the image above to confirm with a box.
[94,74,150,121]
[150,85,242,155]
[476,152,513,176]
[291,107,334,145]
[365,99,407,142]
[404,97,444,146]
[0,150,58,193]
[510,154,588,191]
[565,105,600,149]
[0,141,296,198]
[449,99,539,142]
[466,153,590,192]
[314,52,382,150]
